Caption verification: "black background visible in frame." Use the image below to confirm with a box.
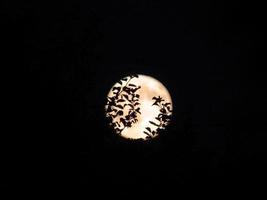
[10,0,267,193]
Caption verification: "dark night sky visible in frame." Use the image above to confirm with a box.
[9,0,266,193]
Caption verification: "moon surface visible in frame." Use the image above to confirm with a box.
[105,74,173,140]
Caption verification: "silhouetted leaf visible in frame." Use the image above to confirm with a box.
[143,131,150,136]
[152,102,159,106]
[123,94,129,100]
[117,99,125,103]
[152,131,156,135]
[131,86,141,93]
[146,127,152,132]
[134,102,140,106]
[149,121,159,127]
[118,81,122,85]
[124,104,134,108]
[123,87,131,94]
[115,105,123,109]
[128,84,136,87]
[136,107,141,114]
[122,78,128,81]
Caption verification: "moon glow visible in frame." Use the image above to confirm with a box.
[105,74,173,140]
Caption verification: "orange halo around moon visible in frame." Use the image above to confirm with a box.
[105,74,173,140]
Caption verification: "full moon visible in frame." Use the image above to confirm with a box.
[105,74,173,140]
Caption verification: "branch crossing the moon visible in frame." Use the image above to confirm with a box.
[105,74,141,135]
[105,74,173,140]
[143,96,172,140]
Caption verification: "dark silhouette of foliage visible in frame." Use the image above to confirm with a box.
[105,75,141,135]
[144,95,172,140]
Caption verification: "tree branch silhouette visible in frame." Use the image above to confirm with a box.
[105,75,141,135]
[144,96,172,139]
